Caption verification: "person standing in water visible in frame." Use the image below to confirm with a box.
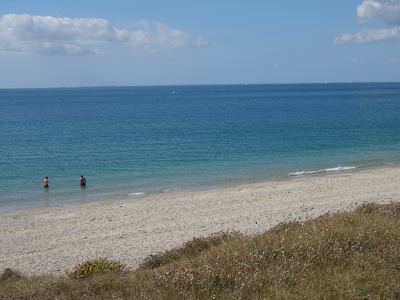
[80,175,86,187]
[43,176,49,188]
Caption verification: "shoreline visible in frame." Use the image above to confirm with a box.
[1,163,394,215]
[1,166,399,276]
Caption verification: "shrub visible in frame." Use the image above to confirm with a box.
[140,231,242,270]
[0,268,21,282]
[67,258,127,279]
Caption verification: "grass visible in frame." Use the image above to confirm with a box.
[1,202,399,299]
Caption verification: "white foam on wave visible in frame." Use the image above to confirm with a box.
[289,166,356,177]
[162,187,181,193]
[325,166,356,172]
[128,192,145,196]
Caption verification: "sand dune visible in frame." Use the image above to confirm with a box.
[1,167,399,276]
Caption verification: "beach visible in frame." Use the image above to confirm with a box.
[1,167,399,277]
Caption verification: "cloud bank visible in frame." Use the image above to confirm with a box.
[0,14,208,56]
[334,0,400,44]
[357,0,400,24]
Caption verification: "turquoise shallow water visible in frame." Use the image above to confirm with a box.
[1,82,400,213]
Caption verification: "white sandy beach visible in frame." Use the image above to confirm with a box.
[1,167,399,277]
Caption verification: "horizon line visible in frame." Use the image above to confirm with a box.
[1,80,399,90]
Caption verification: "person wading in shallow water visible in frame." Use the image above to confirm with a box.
[80,175,86,187]
[43,176,49,188]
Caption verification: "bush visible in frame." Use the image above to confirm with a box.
[67,258,127,279]
[140,231,242,270]
[0,268,21,282]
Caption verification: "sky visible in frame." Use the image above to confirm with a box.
[1,0,400,88]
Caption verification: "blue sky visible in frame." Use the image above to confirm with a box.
[1,0,400,88]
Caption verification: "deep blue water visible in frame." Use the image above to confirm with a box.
[1,82,400,213]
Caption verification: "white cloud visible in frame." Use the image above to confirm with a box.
[357,0,400,25]
[0,14,208,56]
[382,57,398,63]
[334,27,400,44]
[273,62,280,69]
[334,0,400,44]
[352,57,365,64]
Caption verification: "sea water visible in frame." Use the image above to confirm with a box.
[1,82,400,213]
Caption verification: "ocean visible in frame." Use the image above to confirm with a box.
[1,82,400,213]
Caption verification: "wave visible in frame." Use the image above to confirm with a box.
[288,166,357,177]
[128,192,145,196]
[128,187,182,198]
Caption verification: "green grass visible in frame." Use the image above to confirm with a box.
[1,202,399,299]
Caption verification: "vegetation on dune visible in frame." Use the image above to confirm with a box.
[1,202,399,299]
[66,257,127,279]
[139,231,243,270]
